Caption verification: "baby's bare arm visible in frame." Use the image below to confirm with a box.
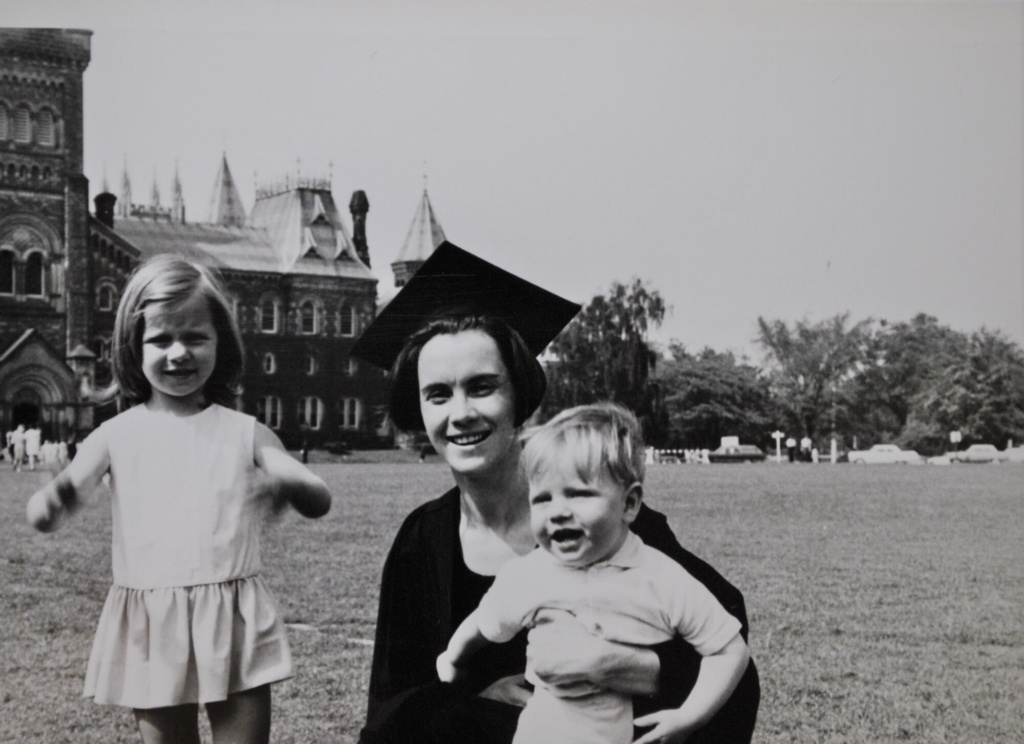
[633,633,750,743]
[437,608,492,682]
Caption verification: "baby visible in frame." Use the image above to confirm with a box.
[437,402,750,744]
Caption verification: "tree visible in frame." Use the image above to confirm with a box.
[845,314,968,448]
[543,279,666,440]
[756,313,873,444]
[909,328,1024,452]
[657,344,774,449]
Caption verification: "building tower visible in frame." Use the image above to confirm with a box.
[392,187,446,287]
[0,28,94,438]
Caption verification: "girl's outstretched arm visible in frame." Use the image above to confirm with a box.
[253,422,331,518]
[26,429,110,532]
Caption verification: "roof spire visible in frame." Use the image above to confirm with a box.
[172,161,186,224]
[118,154,132,217]
[392,185,447,287]
[150,167,161,208]
[206,152,246,227]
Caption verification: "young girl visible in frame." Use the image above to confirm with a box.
[26,254,332,744]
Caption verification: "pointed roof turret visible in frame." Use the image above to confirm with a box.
[207,153,246,227]
[149,170,161,209]
[118,156,132,218]
[392,187,446,287]
[171,163,186,224]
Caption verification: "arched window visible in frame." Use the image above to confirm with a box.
[257,396,282,429]
[260,298,279,333]
[24,251,44,296]
[341,398,362,430]
[305,356,318,375]
[339,302,357,337]
[0,250,13,294]
[13,106,30,143]
[0,103,8,140]
[299,301,318,334]
[36,110,54,146]
[298,397,324,430]
[346,357,358,378]
[96,284,117,310]
[263,353,277,374]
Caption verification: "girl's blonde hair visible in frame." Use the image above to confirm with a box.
[520,402,646,488]
[110,254,244,408]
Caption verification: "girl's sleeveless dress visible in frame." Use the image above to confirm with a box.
[82,404,294,708]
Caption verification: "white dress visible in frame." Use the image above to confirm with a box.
[83,404,293,708]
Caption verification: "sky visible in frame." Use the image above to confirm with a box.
[5,0,1023,361]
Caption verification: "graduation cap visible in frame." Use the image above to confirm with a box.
[351,241,581,370]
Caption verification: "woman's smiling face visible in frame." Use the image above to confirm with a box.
[417,330,519,479]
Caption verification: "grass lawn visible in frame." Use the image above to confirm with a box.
[2,461,1022,743]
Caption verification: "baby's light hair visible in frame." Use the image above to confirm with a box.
[521,402,646,489]
[110,254,244,409]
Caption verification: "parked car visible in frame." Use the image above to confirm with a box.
[949,444,1007,464]
[847,444,924,465]
[708,444,767,463]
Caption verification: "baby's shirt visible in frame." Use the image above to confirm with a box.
[475,532,741,696]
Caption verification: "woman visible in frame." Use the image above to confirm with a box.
[353,243,759,743]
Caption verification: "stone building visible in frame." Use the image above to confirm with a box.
[0,28,408,449]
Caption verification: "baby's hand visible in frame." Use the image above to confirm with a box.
[633,708,697,744]
[436,651,460,683]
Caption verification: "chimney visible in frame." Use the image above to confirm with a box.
[94,192,117,228]
[349,190,370,267]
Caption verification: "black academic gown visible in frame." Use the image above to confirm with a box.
[359,488,759,744]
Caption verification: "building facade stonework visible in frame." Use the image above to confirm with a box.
[1,29,389,449]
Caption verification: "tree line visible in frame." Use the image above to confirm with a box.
[542,281,1024,456]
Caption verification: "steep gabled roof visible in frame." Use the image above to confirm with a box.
[206,154,247,227]
[395,189,446,264]
[247,186,369,274]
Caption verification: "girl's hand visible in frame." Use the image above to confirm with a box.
[436,651,459,683]
[26,475,78,532]
[632,709,697,743]
[26,489,60,532]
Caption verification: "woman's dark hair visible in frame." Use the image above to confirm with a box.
[388,312,547,433]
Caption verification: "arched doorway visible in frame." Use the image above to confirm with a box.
[12,401,40,429]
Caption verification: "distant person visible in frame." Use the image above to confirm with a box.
[26,254,332,744]
[786,436,796,463]
[25,425,41,470]
[437,403,750,744]
[11,424,26,471]
[351,242,759,744]
[800,436,812,462]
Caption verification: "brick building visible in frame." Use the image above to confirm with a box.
[0,28,450,449]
